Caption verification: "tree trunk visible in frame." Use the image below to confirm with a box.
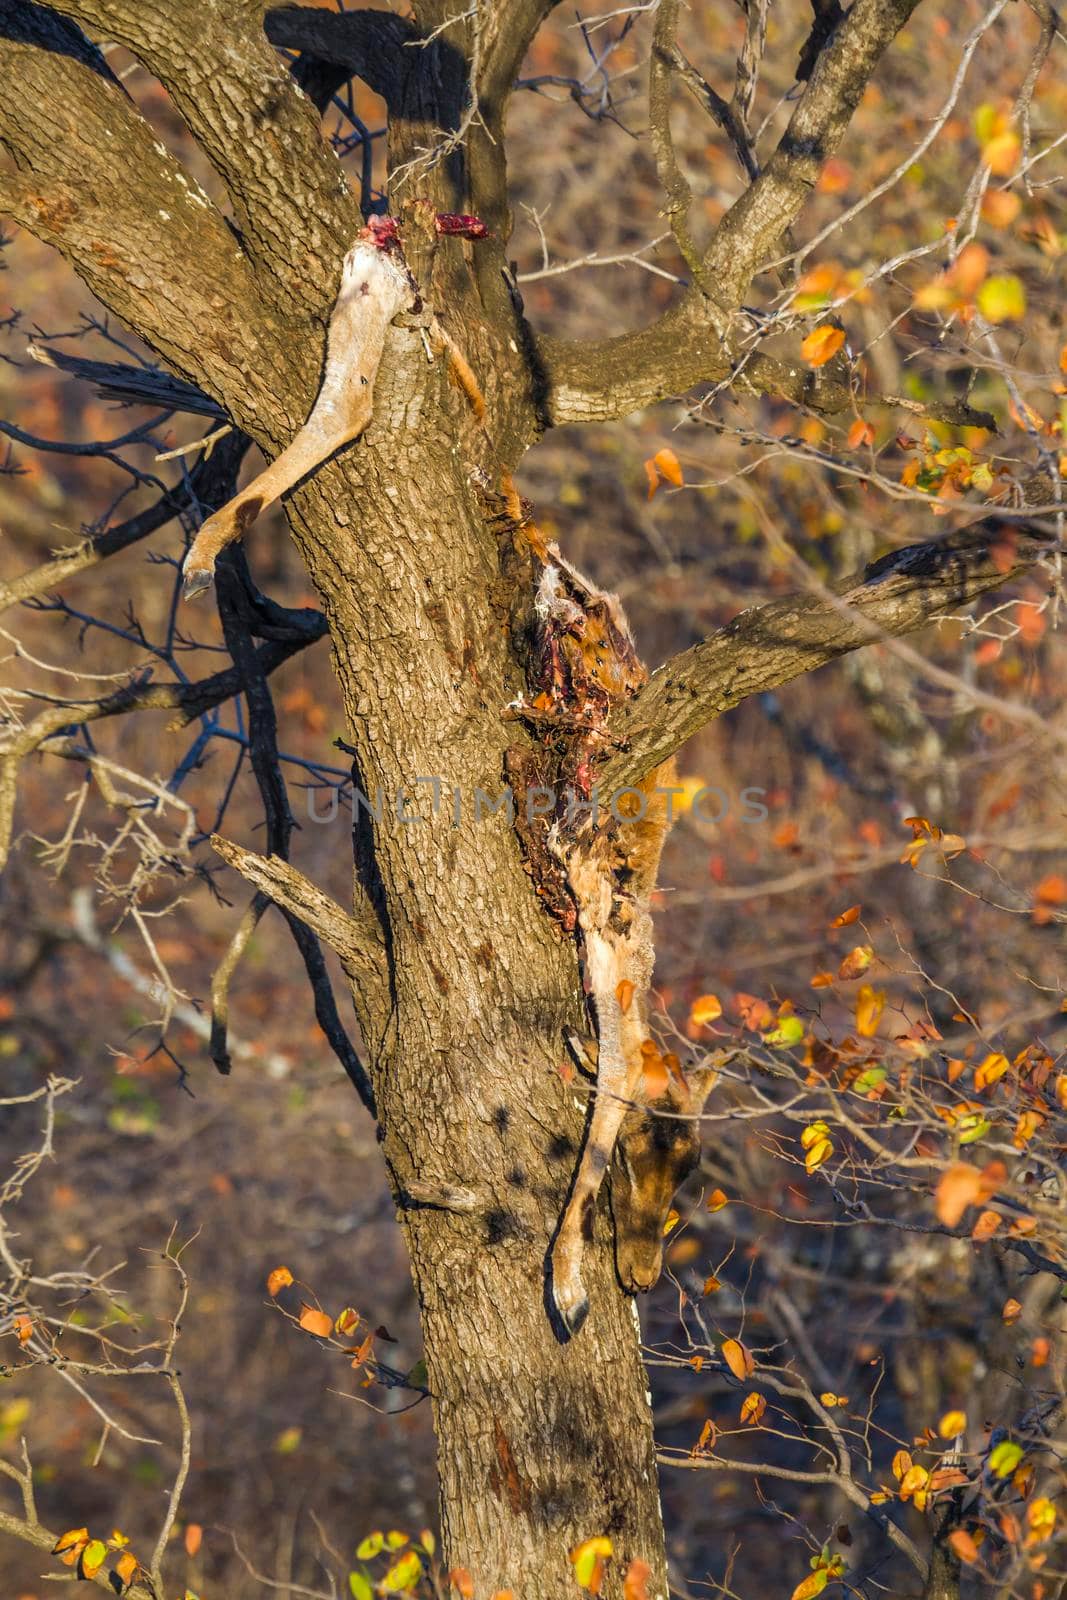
[278,330,670,1597]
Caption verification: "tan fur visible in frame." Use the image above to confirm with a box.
[550,751,679,1335]
[182,235,413,599]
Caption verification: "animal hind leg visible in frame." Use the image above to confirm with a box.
[550,932,643,1335]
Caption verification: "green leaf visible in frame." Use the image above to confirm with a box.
[989,1439,1023,1478]
[356,1533,384,1561]
[762,1016,805,1049]
[977,275,1026,323]
[349,1572,374,1600]
[852,1068,887,1095]
[959,1116,991,1146]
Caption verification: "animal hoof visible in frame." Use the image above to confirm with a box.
[182,565,214,601]
[551,1270,590,1338]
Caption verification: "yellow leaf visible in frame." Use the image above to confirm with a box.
[800,1120,831,1150]
[974,1052,1009,1091]
[939,1410,967,1438]
[1027,1497,1056,1544]
[267,1266,293,1296]
[335,1307,360,1335]
[805,1136,833,1174]
[801,324,846,367]
[383,1550,422,1592]
[721,1338,755,1380]
[891,1450,912,1482]
[989,1439,1023,1477]
[662,1209,681,1236]
[689,994,723,1027]
[899,1464,930,1501]
[298,1304,334,1338]
[855,984,886,1037]
[570,1537,613,1593]
[1013,1109,1044,1148]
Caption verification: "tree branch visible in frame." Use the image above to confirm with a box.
[600,517,1056,791]
[210,554,377,1112]
[47,0,359,314]
[209,833,386,986]
[0,1508,154,1600]
[263,4,415,106]
[535,0,924,424]
[0,2,291,433]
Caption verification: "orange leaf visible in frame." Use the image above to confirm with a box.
[14,1313,33,1344]
[948,1529,980,1564]
[706,1189,729,1213]
[721,1338,755,1380]
[838,945,873,980]
[740,1391,766,1425]
[689,994,723,1026]
[801,324,846,367]
[616,980,635,1014]
[184,1524,203,1558]
[267,1266,294,1297]
[1002,1297,1022,1323]
[935,1163,983,1227]
[115,1550,141,1590]
[298,1304,334,1338]
[971,1209,1001,1241]
[831,904,861,927]
[653,447,683,488]
[623,1559,652,1600]
[847,418,875,449]
[450,1570,475,1598]
[52,1528,90,1558]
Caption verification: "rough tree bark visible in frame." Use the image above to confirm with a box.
[0,2,1053,1596]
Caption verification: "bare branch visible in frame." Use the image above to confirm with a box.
[0,430,247,614]
[209,833,386,986]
